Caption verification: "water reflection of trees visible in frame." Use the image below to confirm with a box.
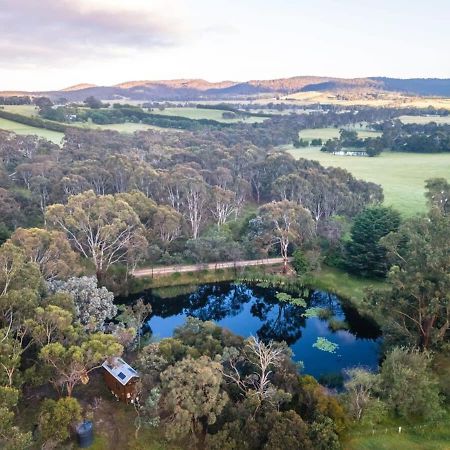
[251,297,306,345]
[309,291,342,315]
[186,283,253,321]
[128,283,381,344]
[310,290,381,339]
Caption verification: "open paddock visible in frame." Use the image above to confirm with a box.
[0,117,64,144]
[285,146,450,216]
[149,106,266,123]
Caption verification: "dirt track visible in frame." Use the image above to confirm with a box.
[132,257,291,278]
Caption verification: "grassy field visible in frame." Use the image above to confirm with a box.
[150,107,266,123]
[344,424,450,450]
[73,121,175,133]
[283,91,450,110]
[399,115,450,125]
[286,147,450,216]
[1,104,39,116]
[0,117,64,144]
[299,126,381,141]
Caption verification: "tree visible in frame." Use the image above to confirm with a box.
[34,96,53,110]
[264,410,313,450]
[160,356,228,442]
[27,304,74,346]
[39,333,123,396]
[221,336,289,409]
[0,188,21,229]
[377,210,450,348]
[0,386,32,449]
[292,249,310,275]
[10,228,79,280]
[258,200,315,269]
[378,347,443,420]
[117,298,152,350]
[210,186,236,227]
[84,96,103,109]
[425,177,450,214]
[308,417,341,450]
[0,327,31,387]
[48,276,117,331]
[152,205,182,246]
[0,242,28,296]
[46,190,147,281]
[343,368,378,421]
[39,397,82,447]
[345,206,401,277]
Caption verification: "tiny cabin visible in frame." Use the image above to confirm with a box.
[102,357,140,403]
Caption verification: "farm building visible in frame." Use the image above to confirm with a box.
[102,357,140,403]
[332,150,368,157]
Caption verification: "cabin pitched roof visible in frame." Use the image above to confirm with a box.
[102,357,139,386]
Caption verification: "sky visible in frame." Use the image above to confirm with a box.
[0,0,449,91]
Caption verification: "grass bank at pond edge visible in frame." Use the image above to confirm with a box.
[305,266,388,310]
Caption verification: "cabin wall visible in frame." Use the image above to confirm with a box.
[102,369,138,403]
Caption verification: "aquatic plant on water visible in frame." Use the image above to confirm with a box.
[313,337,339,353]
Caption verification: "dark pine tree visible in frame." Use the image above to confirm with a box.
[345,206,401,277]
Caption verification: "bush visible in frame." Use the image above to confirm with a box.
[39,397,82,447]
[379,347,444,421]
[292,249,309,275]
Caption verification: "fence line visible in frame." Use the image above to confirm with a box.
[350,417,450,438]
[132,257,292,278]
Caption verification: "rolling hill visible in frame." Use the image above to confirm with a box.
[3,76,450,101]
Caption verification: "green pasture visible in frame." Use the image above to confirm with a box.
[399,115,450,125]
[344,415,450,450]
[1,104,38,117]
[285,147,450,216]
[150,107,266,123]
[0,117,64,144]
[299,126,382,142]
[73,121,174,133]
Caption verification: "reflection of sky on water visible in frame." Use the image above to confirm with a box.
[128,282,381,378]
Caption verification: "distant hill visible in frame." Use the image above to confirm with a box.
[3,76,450,101]
[61,83,98,92]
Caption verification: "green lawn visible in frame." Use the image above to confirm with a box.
[399,115,450,125]
[286,147,450,216]
[0,117,64,144]
[150,107,266,123]
[299,126,382,142]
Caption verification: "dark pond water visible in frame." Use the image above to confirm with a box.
[120,282,381,379]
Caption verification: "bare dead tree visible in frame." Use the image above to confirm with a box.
[221,336,286,410]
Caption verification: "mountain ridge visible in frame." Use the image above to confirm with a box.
[3,76,450,100]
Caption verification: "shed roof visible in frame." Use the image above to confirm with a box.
[102,357,139,386]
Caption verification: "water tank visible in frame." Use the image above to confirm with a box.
[76,420,94,448]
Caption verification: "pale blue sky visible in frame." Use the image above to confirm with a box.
[0,0,449,90]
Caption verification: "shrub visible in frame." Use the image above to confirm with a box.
[39,397,82,447]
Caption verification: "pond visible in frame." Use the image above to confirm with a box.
[119,282,381,380]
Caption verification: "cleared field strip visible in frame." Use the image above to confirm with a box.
[150,107,266,123]
[399,115,450,124]
[0,117,64,143]
[299,126,382,141]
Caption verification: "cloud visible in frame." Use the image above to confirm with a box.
[0,0,183,66]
